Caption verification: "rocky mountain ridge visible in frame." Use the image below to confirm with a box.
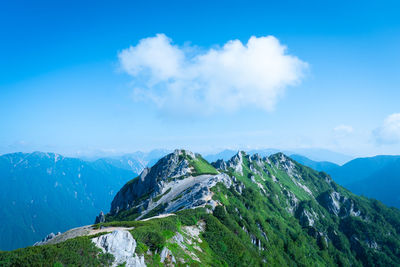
[2,149,400,266]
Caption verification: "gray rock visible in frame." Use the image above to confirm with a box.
[298,209,317,227]
[111,150,194,215]
[34,232,61,246]
[160,247,176,264]
[92,230,145,267]
[95,211,105,224]
[227,152,244,175]
[212,159,228,171]
[318,190,361,218]
[251,154,263,167]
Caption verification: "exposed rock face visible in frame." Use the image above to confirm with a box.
[144,173,231,218]
[34,232,61,246]
[297,209,318,227]
[229,175,245,194]
[270,153,299,178]
[34,225,136,246]
[250,153,264,166]
[212,159,227,171]
[92,230,145,267]
[365,239,379,250]
[94,211,105,224]
[160,247,176,264]
[317,190,362,218]
[283,189,299,214]
[227,152,244,175]
[329,191,341,215]
[111,150,194,214]
[168,220,205,262]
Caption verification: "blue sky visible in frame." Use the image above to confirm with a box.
[1,0,400,158]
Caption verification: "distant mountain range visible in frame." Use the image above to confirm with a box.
[0,149,169,251]
[290,154,340,172]
[94,149,170,174]
[0,152,134,250]
[293,154,400,209]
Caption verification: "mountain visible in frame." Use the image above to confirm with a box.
[290,154,340,172]
[287,148,353,165]
[0,152,135,251]
[294,154,400,209]
[345,158,400,209]
[328,155,400,185]
[94,149,170,174]
[2,150,400,266]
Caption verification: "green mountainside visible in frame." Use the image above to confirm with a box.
[1,150,400,266]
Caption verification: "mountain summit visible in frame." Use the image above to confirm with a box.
[109,149,230,220]
[2,150,400,266]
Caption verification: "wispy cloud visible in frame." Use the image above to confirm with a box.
[118,34,308,115]
[333,125,354,137]
[373,113,400,144]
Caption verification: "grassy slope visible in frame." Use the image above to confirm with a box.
[185,152,219,176]
[0,236,114,267]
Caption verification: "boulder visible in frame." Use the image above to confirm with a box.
[92,230,145,267]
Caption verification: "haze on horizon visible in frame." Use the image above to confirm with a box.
[1,0,400,158]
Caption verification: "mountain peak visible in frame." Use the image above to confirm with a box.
[172,148,197,158]
[109,149,221,218]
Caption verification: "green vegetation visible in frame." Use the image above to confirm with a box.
[130,216,179,251]
[141,203,168,220]
[0,236,114,267]
[184,152,218,175]
[105,206,141,222]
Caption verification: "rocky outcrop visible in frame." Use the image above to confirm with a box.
[34,225,136,247]
[160,247,176,264]
[231,175,245,194]
[94,211,105,224]
[34,232,61,246]
[270,153,298,177]
[317,190,362,218]
[283,189,299,214]
[227,152,244,175]
[250,153,264,167]
[212,159,228,171]
[92,230,145,267]
[297,209,318,227]
[135,173,231,219]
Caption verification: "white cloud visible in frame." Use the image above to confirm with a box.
[374,113,400,144]
[118,34,308,115]
[333,125,354,137]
